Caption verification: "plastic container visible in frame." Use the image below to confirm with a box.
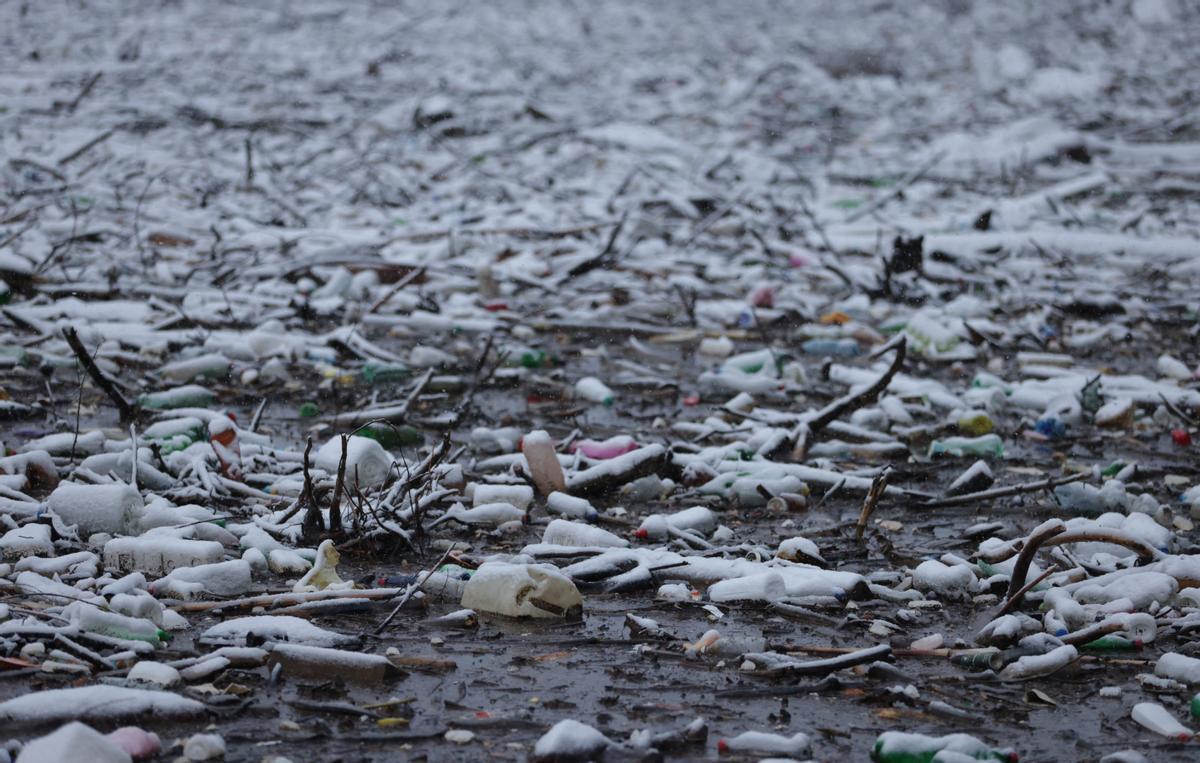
[314,435,392,490]
[460,562,583,618]
[149,559,252,599]
[104,536,225,576]
[47,482,144,536]
[472,484,534,509]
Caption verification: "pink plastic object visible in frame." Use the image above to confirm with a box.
[571,435,639,460]
[107,727,162,759]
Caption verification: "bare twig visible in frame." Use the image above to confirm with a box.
[374,547,454,634]
[1003,521,1066,608]
[995,564,1059,617]
[855,468,890,542]
[790,336,906,459]
[329,434,348,535]
[920,472,1087,508]
[62,326,136,422]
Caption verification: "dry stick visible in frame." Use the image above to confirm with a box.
[58,129,115,166]
[329,434,348,535]
[374,547,454,634]
[64,71,102,113]
[995,564,1059,617]
[1158,392,1199,427]
[791,336,906,459]
[855,468,890,542]
[249,397,268,433]
[61,326,136,422]
[919,471,1087,508]
[367,266,427,314]
[1003,521,1066,607]
[563,213,627,281]
[842,150,947,224]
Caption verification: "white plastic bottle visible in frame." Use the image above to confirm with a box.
[575,377,615,406]
[1131,702,1193,740]
[541,519,628,548]
[522,430,566,495]
[546,492,599,521]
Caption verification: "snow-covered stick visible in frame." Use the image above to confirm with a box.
[919,471,1086,509]
[374,547,454,634]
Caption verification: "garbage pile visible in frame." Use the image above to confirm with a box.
[2,0,1200,760]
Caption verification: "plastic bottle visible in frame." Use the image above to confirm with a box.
[575,376,615,406]
[957,411,994,436]
[15,722,131,763]
[357,422,422,448]
[1080,635,1139,651]
[135,385,215,410]
[546,491,599,521]
[1131,702,1193,740]
[67,604,168,644]
[1154,652,1200,683]
[472,484,534,509]
[158,353,231,382]
[801,338,860,357]
[47,482,145,536]
[1191,693,1200,719]
[298,402,320,418]
[361,361,409,384]
[572,435,639,460]
[522,430,566,495]
[503,348,548,369]
[103,535,225,576]
[871,731,1018,763]
[635,506,718,540]
[997,644,1077,681]
[928,434,1004,458]
[717,730,810,756]
[150,559,253,599]
[542,519,628,548]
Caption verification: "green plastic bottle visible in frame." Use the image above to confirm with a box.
[298,402,320,418]
[1190,693,1200,719]
[361,362,409,384]
[928,434,1004,458]
[136,385,215,410]
[358,423,422,448]
[872,731,1017,763]
[1080,635,1140,651]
